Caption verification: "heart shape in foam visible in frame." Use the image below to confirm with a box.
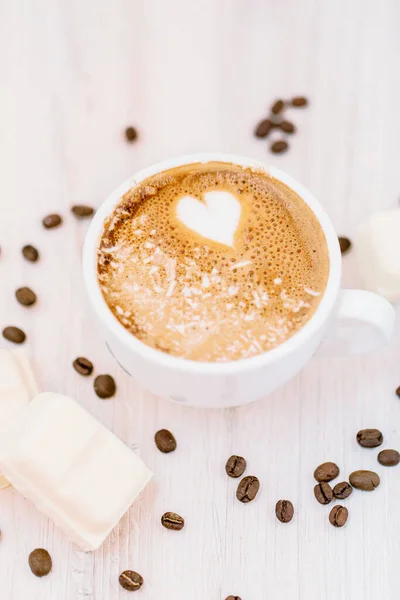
[175,190,242,248]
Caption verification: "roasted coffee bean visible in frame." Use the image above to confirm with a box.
[314,482,333,505]
[271,99,285,114]
[254,118,274,138]
[119,570,144,591]
[42,214,62,229]
[225,596,242,600]
[22,244,39,262]
[356,428,383,448]
[71,205,94,218]
[314,462,339,482]
[275,499,294,523]
[338,236,352,254]
[329,505,348,528]
[28,548,52,577]
[291,96,308,107]
[333,481,353,499]
[2,326,26,344]
[271,140,289,154]
[15,287,36,307]
[161,512,185,531]
[378,449,400,467]
[349,470,380,491]
[236,476,260,503]
[125,127,138,142]
[225,455,247,478]
[73,357,94,376]
[396,386,400,398]
[155,429,177,453]
[94,374,116,399]
[279,120,296,134]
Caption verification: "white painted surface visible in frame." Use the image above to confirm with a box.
[0,0,399,598]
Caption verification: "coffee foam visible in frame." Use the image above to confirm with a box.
[98,162,329,362]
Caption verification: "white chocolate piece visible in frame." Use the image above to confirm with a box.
[357,210,400,302]
[0,393,153,550]
[0,350,39,489]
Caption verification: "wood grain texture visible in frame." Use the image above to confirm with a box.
[0,0,400,598]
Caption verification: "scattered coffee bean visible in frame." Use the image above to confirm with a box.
[2,326,26,344]
[119,570,144,591]
[349,470,380,491]
[395,386,400,398]
[161,512,185,531]
[94,374,116,399]
[71,205,94,218]
[291,96,308,107]
[254,118,274,138]
[275,499,294,523]
[226,596,242,600]
[314,482,333,505]
[22,244,39,262]
[225,455,247,478]
[279,120,296,134]
[271,140,289,154]
[271,99,285,114]
[356,428,383,448]
[28,548,52,577]
[378,449,400,467]
[125,127,138,142]
[42,214,62,229]
[314,462,339,482]
[236,476,260,503]
[329,505,348,528]
[155,429,177,453]
[73,357,94,376]
[333,481,353,499]
[15,287,36,307]
[338,236,352,254]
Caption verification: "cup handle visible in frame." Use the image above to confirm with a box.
[317,290,396,357]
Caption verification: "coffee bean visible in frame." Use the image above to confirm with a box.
[271,140,289,154]
[356,428,383,448]
[333,481,353,499]
[73,357,94,376]
[271,99,285,114]
[28,548,52,577]
[225,455,247,478]
[236,476,260,503]
[15,287,36,307]
[329,505,348,528]
[2,326,26,344]
[71,205,94,218]
[314,462,339,482]
[94,374,116,399]
[161,512,185,531]
[279,120,296,134]
[275,499,294,523]
[291,96,308,107]
[42,214,62,229]
[22,245,39,262]
[396,386,400,398]
[254,118,274,138]
[125,127,138,142]
[155,429,177,453]
[119,570,144,591]
[378,449,400,467]
[349,470,380,491]
[314,482,333,505]
[226,596,242,600]
[338,236,352,254]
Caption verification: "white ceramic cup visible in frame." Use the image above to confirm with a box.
[83,153,395,408]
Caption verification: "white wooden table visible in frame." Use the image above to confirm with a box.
[1,1,400,598]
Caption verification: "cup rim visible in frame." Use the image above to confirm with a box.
[83,153,342,374]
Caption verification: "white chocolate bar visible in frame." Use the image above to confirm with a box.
[0,350,39,489]
[357,209,400,302]
[0,392,153,550]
